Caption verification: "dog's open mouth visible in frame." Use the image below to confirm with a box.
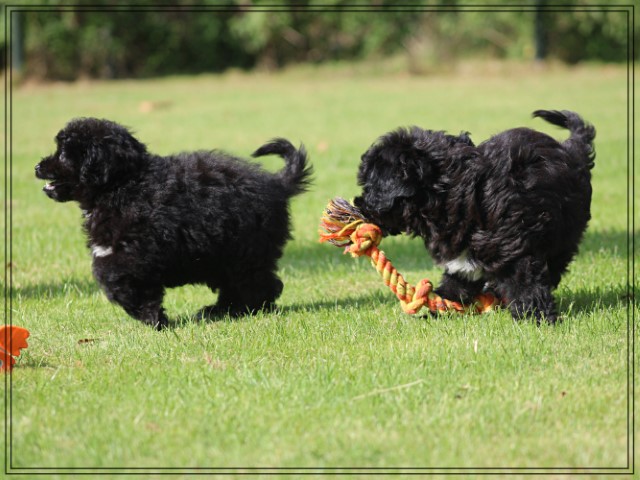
[43,181,60,192]
[40,175,71,189]
[38,177,75,202]
[36,167,61,192]
[42,180,71,195]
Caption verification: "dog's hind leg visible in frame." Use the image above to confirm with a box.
[207,269,284,318]
[493,256,557,324]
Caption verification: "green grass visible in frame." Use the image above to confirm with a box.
[5,62,634,475]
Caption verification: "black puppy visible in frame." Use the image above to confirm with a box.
[36,118,312,329]
[354,110,595,323]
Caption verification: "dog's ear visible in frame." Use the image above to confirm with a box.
[411,130,477,189]
[80,135,147,187]
[357,140,420,212]
[79,142,110,186]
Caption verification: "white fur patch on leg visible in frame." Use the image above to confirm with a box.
[444,250,484,281]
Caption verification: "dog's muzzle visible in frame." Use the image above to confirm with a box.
[35,164,56,196]
[35,162,75,201]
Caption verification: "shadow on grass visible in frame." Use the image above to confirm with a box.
[167,291,392,329]
[557,284,629,316]
[12,277,101,299]
[279,290,391,315]
[579,228,630,257]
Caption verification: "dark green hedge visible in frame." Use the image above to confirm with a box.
[8,1,635,81]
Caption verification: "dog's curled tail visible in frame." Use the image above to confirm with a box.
[533,109,596,167]
[253,138,313,196]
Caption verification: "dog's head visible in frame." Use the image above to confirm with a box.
[35,118,148,205]
[353,127,475,236]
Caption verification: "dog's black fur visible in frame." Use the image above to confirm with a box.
[35,118,312,329]
[354,110,595,323]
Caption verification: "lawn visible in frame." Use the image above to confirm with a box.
[4,62,634,475]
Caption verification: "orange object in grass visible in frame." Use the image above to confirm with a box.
[0,326,30,372]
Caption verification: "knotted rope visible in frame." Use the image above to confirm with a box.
[319,197,499,315]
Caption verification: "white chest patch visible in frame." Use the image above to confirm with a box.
[91,245,114,258]
[444,250,484,281]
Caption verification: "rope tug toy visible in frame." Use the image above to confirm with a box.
[319,197,500,315]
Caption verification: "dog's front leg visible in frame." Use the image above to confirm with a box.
[119,298,169,331]
[434,271,485,305]
[109,286,168,330]
[216,269,283,316]
[94,267,168,330]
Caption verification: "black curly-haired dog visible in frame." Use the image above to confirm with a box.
[35,118,312,329]
[354,110,595,323]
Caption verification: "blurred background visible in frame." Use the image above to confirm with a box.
[6,0,636,82]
